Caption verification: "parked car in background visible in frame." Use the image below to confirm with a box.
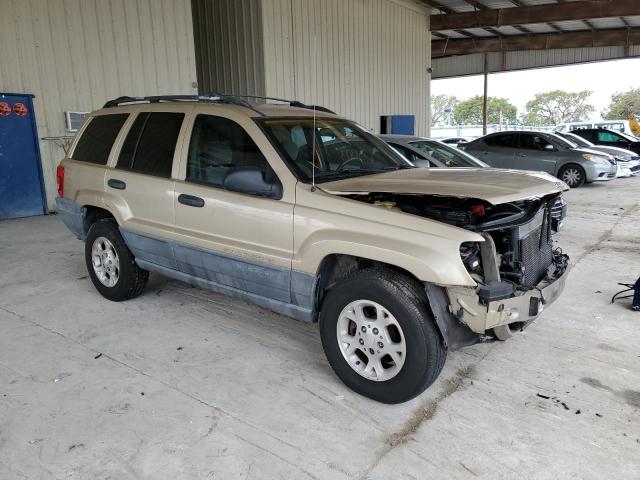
[440,136,472,146]
[379,135,488,168]
[558,132,640,178]
[461,130,617,188]
[553,120,634,136]
[570,128,640,156]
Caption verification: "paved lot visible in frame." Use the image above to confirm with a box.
[1,177,639,479]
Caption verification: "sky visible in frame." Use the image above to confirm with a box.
[431,57,640,121]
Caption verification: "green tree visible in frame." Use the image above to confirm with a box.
[452,96,517,125]
[522,90,594,126]
[431,94,458,126]
[602,88,640,120]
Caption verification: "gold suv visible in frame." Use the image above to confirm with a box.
[56,95,570,403]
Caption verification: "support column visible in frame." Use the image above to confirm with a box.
[482,53,488,135]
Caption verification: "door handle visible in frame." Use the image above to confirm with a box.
[108,179,126,190]
[178,193,205,208]
[482,151,489,154]
[519,153,527,157]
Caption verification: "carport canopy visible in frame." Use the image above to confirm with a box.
[422,0,640,78]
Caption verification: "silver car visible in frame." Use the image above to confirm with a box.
[379,135,488,169]
[462,131,617,188]
[558,132,640,178]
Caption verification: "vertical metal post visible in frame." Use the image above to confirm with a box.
[482,53,488,135]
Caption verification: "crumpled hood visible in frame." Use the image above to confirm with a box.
[321,168,569,205]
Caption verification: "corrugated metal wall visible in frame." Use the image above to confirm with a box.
[432,47,640,79]
[0,0,198,211]
[261,0,431,135]
[191,0,265,96]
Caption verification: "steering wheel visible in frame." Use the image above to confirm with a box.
[335,157,364,172]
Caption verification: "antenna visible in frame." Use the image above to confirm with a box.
[311,33,318,193]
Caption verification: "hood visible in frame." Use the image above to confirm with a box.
[584,145,638,159]
[321,168,568,205]
[575,147,614,159]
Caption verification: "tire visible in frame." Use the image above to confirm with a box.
[558,164,586,188]
[319,267,446,404]
[85,219,149,301]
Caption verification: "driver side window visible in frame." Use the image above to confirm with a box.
[186,115,275,188]
[520,134,553,151]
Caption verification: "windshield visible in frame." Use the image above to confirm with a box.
[563,133,591,147]
[548,132,578,149]
[409,140,488,168]
[260,118,412,183]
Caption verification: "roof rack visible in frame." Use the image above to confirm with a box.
[102,93,336,116]
[228,94,335,114]
[102,93,266,116]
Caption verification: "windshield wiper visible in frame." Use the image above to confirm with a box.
[315,165,414,182]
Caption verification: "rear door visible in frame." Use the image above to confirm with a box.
[475,133,518,168]
[172,113,295,304]
[515,133,558,174]
[103,109,188,270]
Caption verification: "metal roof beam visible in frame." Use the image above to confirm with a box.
[430,0,640,31]
[432,27,640,57]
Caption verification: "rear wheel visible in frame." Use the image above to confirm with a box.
[319,268,446,404]
[85,219,148,301]
[558,165,586,188]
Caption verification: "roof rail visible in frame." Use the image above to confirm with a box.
[225,94,336,114]
[102,93,266,116]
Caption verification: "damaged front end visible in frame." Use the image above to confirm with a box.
[344,191,570,345]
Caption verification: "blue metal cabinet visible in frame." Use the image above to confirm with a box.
[0,93,47,219]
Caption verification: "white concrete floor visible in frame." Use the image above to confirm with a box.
[1,177,639,479]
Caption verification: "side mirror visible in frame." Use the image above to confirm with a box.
[223,166,283,199]
[544,144,555,151]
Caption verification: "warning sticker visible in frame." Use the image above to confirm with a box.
[13,102,28,116]
[0,102,10,116]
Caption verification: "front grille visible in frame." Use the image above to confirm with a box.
[515,209,554,287]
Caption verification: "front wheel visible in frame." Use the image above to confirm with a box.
[85,219,149,301]
[319,268,446,404]
[558,165,586,188]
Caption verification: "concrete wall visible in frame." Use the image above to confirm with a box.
[261,0,431,135]
[0,0,198,211]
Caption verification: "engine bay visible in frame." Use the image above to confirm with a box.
[345,192,569,291]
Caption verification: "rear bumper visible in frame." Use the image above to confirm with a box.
[55,197,85,240]
[445,263,571,334]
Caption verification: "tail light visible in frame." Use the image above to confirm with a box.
[56,164,64,197]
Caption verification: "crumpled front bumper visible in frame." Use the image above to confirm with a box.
[445,263,571,334]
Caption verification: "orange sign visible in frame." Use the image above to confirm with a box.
[13,102,28,116]
[0,102,10,116]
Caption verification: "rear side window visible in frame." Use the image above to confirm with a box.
[72,114,128,165]
[117,112,184,177]
[484,133,517,148]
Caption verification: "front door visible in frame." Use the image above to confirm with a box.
[0,93,47,219]
[173,114,294,303]
[516,133,558,175]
